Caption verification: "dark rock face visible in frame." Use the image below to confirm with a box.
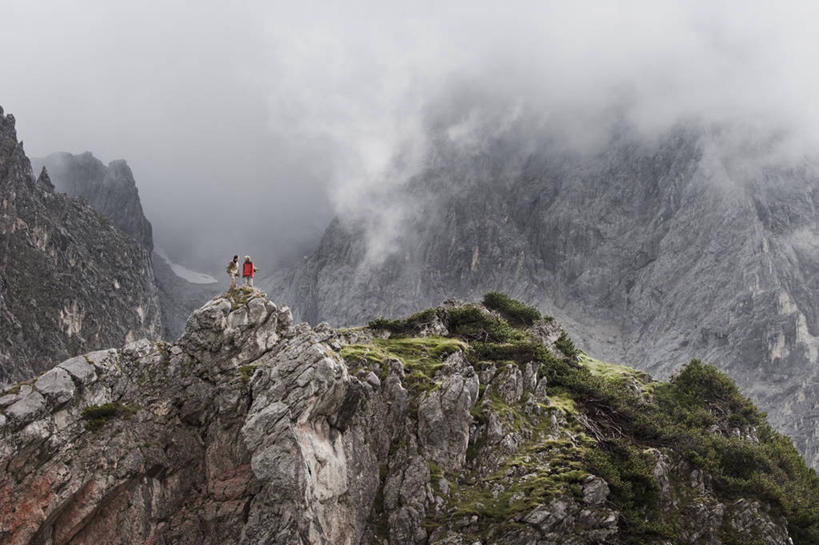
[0,291,801,545]
[32,152,153,250]
[0,107,162,385]
[265,125,819,468]
[32,149,220,341]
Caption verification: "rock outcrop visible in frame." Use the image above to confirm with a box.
[2,289,814,544]
[0,107,162,385]
[264,123,819,469]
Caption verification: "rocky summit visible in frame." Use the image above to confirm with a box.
[0,107,161,385]
[1,289,817,545]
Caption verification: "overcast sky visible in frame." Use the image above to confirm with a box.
[2,1,819,271]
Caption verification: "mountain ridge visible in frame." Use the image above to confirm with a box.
[0,107,162,384]
[0,289,816,544]
[31,148,222,341]
[263,122,819,469]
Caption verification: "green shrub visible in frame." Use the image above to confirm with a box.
[672,359,762,427]
[446,305,525,343]
[368,308,438,336]
[482,292,542,326]
[81,403,132,431]
[555,332,579,360]
[586,440,672,539]
[585,360,819,543]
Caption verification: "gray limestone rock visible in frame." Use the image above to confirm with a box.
[0,393,20,408]
[34,367,75,406]
[582,475,610,506]
[492,366,523,405]
[417,363,480,468]
[84,348,119,370]
[57,355,97,385]
[726,499,793,545]
[5,389,46,423]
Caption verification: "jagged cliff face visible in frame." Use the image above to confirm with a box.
[1,290,813,545]
[265,125,819,469]
[31,152,153,250]
[32,149,221,341]
[0,108,161,385]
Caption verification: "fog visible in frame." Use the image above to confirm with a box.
[2,1,819,272]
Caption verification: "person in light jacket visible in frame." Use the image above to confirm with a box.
[226,255,239,289]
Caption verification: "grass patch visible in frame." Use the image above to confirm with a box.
[239,364,259,384]
[378,337,466,398]
[340,344,388,370]
[4,384,21,395]
[4,378,35,396]
[579,354,647,382]
[340,337,467,404]
[429,461,444,494]
[451,445,587,529]
[545,392,577,415]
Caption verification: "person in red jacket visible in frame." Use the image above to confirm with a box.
[242,256,258,287]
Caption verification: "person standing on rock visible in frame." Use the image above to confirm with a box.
[226,255,239,289]
[242,256,258,287]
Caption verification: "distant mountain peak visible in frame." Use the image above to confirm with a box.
[32,151,153,250]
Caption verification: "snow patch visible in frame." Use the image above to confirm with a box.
[155,248,218,284]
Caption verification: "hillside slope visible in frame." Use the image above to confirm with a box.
[1,290,816,545]
[264,124,819,469]
[0,108,161,384]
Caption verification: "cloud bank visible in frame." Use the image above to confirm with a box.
[2,0,818,270]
